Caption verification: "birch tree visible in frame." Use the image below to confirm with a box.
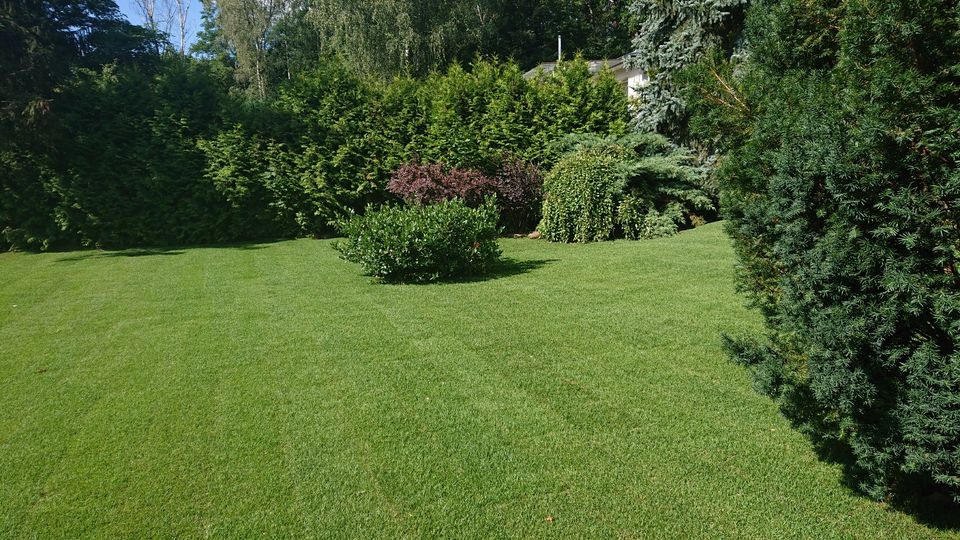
[217,0,287,97]
[173,0,190,54]
[306,0,496,76]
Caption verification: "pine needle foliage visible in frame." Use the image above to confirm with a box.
[627,0,750,138]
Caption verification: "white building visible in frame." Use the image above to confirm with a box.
[522,55,649,99]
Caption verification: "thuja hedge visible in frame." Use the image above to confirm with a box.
[0,56,628,250]
[687,0,960,502]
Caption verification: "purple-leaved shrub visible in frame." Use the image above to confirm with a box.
[388,158,542,232]
[387,163,493,206]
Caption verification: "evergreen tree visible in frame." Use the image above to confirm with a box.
[0,0,159,128]
[692,0,960,504]
[191,0,234,66]
[627,0,749,138]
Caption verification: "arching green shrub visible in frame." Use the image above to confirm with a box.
[540,132,711,243]
[539,149,624,243]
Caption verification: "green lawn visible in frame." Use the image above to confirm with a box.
[0,223,954,538]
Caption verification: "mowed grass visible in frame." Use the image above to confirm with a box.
[0,223,954,538]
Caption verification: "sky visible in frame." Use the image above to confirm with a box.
[115,0,205,50]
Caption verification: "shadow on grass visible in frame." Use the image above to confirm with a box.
[890,490,960,532]
[53,243,270,263]
[807,429,960,531]
[381,257,557,285]
[456,257,557,284]
[726,336,960,532]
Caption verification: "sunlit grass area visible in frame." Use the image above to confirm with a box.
[0,223,953,538]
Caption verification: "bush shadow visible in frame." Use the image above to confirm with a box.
[53,242,272,263]
[887,479,960,531]
[462,257,556,283]
[805,426,960,531]
[434,257,558,284]
[384,257,557,285]
[54,248,185,262]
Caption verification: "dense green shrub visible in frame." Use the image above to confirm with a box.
[3,59,236,249]
[418,58,630,171]
[686,0,960,503]
[527,60,631,165]
[335,198,502,282]
[540,132,711,243]
[617,197,682,240]
[540,149,623,243]
[0,149,66,251]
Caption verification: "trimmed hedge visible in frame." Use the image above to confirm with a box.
[1,56,627,250]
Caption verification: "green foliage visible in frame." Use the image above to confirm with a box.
[0,0,163,129]
[617,197,683,240]
[496,0,636,69]
[2,46,628,251]
[540,149,624,243]
[213,0,289,98]
[416,61,532,169]
[1,58,236,249]
[527,61,631,163]
[192,0,636,88]
[191,0,235,68]
[197,127,323,238]
[541,132,713,243]
[615,194,647,240]
[194,56,628,243]
[691,0,960,503]
[304,0,634,78]
[628,0,750,138]
[306,0,492,77]
[416,58,630,170]
[0,149,65,251]
[335,198,502,282]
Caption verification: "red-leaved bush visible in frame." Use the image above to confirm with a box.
[387,163,494,206]
[489,157,542,232]
[388,158,543,232]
